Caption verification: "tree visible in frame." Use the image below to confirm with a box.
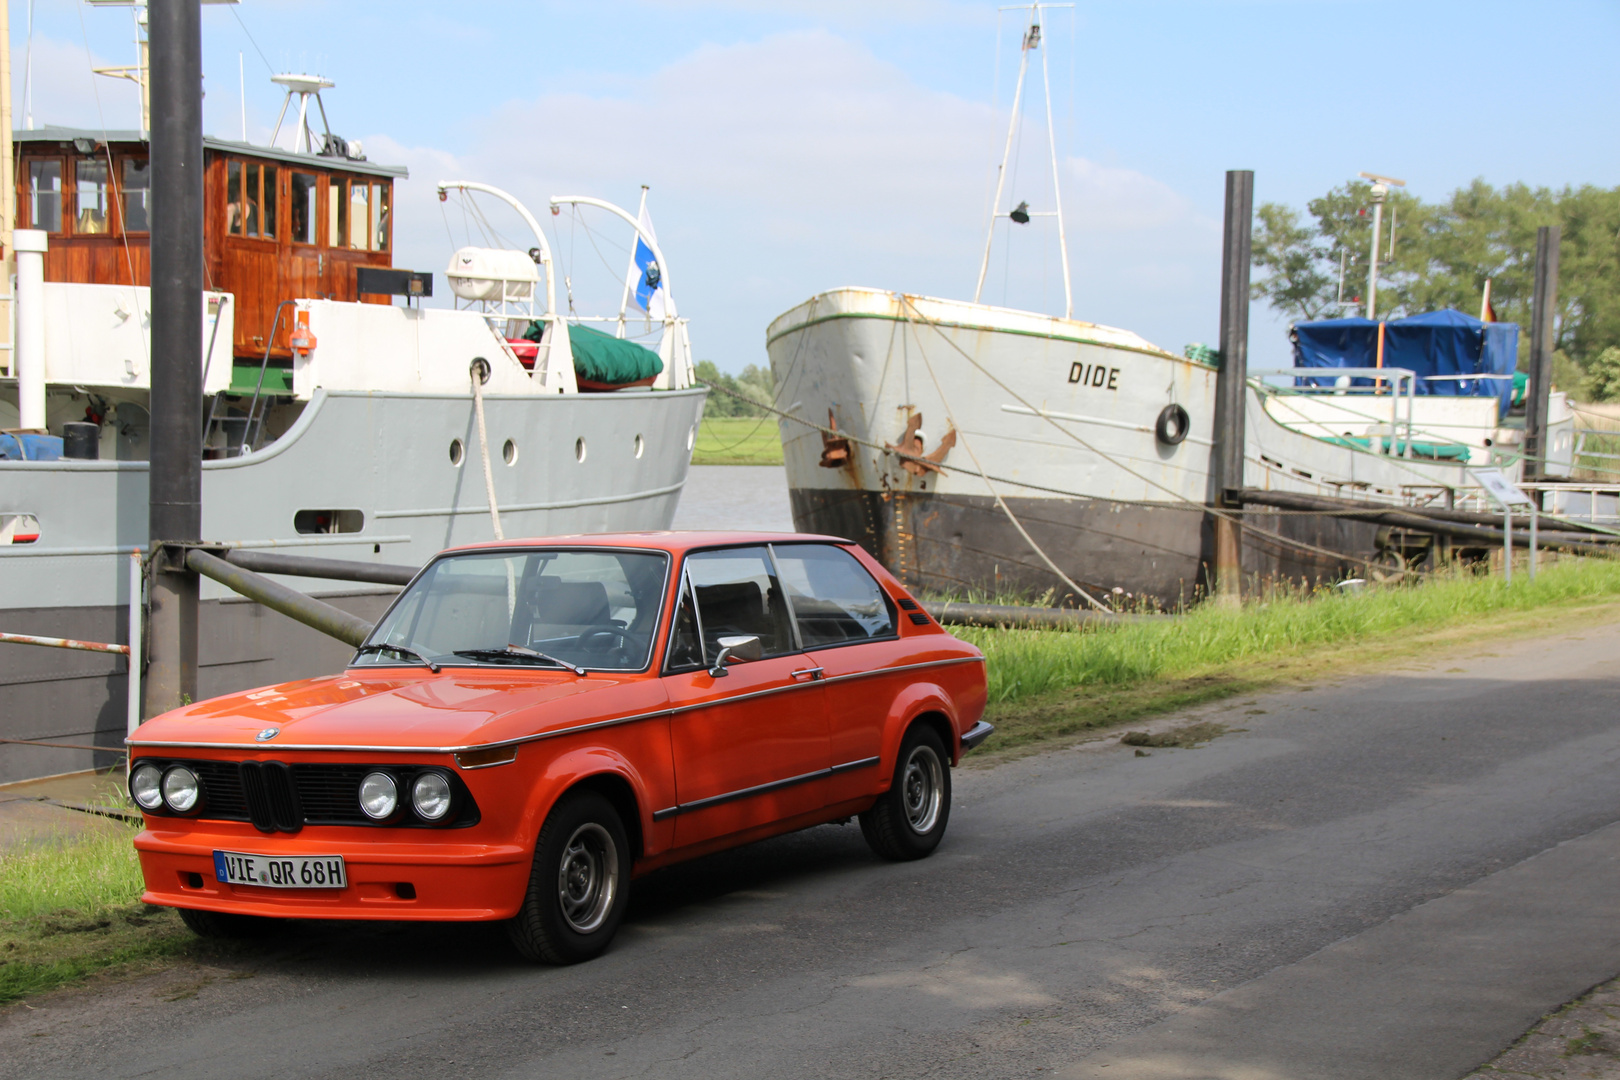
[694,360,776,418]
[1251,179,1620,381]
[1585,346,1620,403]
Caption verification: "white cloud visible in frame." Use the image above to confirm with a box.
[14,35,143,133]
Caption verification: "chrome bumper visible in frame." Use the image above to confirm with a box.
[961,720,995,752]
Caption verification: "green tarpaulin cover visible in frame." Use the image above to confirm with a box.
[526,322,663,385]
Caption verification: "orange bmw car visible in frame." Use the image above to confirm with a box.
[128,533,990,963]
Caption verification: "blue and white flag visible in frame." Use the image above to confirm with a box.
[631,204,666,321]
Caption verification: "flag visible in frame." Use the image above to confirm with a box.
[1480,278,1497,323]
[631,204,666,321]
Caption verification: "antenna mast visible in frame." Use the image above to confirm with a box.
[974,3,1075,318]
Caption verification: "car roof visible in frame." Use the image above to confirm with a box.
[441,531,856,556]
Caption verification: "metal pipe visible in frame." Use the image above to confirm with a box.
[128,550,142,734]
[220,548,416,586]
[145,0,205,716]
[1525,226,1561,481]
[0,631,130,655]
[929,601,1145,630]
[1365,186,1385,319]
[1209,170,1254,602]
[13,229,46,429]
[185,549,375,647]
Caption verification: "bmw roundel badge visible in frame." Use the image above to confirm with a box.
[256,728,280,742]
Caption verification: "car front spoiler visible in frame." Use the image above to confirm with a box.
[961,720,995,752]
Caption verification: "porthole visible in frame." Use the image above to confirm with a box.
[502,438,517,465]
[575,436,587,463]
[634,434,645,459]
[449,438,464,466]
[687,424,696,451]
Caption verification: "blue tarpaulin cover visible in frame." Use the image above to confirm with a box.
[0,433,63,461]
[1291,308,1518,417]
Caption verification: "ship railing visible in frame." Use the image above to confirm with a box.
[1251,368,1419,456]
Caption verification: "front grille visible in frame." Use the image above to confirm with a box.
[291,764,372,825]
[240,761,303,832]
[131,757,480,831]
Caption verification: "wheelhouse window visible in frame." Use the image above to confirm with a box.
[328,176,347,247]
[289,171,318,244]
[358,549,670,672]
[226,159,277,238]
[121,158,151,232]
[74,157,111,234]
[27,159,63,233]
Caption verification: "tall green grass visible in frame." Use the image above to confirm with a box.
[0,822,147,920]
[953,558,1620,705]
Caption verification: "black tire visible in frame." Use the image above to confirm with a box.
[507,790,630,965]
[176,906,281,940]
[860,725,952,861]
[1155,403,1190,446]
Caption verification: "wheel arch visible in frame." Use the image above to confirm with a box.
[568,771,646,861]
[880,681,962,774]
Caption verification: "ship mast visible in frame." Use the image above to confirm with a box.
[0,0,14,374]
[973,2,1074,319]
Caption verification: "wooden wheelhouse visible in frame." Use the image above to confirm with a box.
[16,126,407,370]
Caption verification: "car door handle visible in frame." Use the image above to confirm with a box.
[790,667,824,681]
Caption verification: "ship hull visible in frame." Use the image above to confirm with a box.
[767,289,1486,605]
[0,387,706,783]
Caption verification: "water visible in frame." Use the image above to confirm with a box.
[672,465,795,533]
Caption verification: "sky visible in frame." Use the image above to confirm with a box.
[15,0,1620,372]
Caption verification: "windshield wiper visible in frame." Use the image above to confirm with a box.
[352,643,441,672]
[451,645,586,675]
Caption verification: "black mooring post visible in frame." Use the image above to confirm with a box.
[1209,170,1253,603]
[144,0,205,718]
[1524,225,1561,483]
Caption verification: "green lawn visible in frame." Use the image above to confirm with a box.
[691,416,783,466]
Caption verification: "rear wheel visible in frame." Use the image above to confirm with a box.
[507,790,630,964]
[176,906,281,939]
[860,725,952,861]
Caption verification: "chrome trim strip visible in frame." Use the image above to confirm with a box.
[126,657,986,754]
[372,480,686,520]
[651,755,880,821]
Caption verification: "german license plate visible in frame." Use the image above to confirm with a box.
[213,850,347,889]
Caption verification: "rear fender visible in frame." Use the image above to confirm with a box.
[879,682,962,777]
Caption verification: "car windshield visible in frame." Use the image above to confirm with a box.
[355,549,669,672]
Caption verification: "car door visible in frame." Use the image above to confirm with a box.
[662,546,830,848]
[770,542,903,806]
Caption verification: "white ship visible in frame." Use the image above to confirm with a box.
[0,68,703,783]
[766,6,1574,608]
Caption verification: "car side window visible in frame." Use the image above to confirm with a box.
[665,576,704,671]
[771,544,896,648]
[674,547,797,667]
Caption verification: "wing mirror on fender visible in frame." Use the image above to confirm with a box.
[708,635,762,678]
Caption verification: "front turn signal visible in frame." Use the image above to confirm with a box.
[456,745,518,769]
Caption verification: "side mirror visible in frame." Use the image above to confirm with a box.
[708,634,762,678]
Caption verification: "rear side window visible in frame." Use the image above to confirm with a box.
[772,544,896,648]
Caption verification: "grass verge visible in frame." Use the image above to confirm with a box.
[0,823,203,1005]
[956,558,1620,761]
[691,416,782,465]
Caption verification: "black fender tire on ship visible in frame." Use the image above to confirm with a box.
[1155,404,1190,446]
[507,790,630,965]
[860,724,952,861]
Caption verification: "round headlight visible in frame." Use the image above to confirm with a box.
[412,772,452,821]
[130,763,164,811]
[359,772,398,820]
[161,766,200,813]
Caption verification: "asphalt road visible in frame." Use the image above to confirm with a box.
[6,618,1620,1079]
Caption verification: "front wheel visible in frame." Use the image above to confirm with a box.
[860,725,952,861]
[507,790,630,964]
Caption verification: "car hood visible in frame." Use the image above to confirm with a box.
[131,668,670,751]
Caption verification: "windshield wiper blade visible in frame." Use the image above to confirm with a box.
[451,645,586,675]
[353,643,441,672]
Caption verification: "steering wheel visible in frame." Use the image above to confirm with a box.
[576,628,629,654]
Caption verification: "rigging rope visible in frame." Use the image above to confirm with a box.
[470,360,504,540]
